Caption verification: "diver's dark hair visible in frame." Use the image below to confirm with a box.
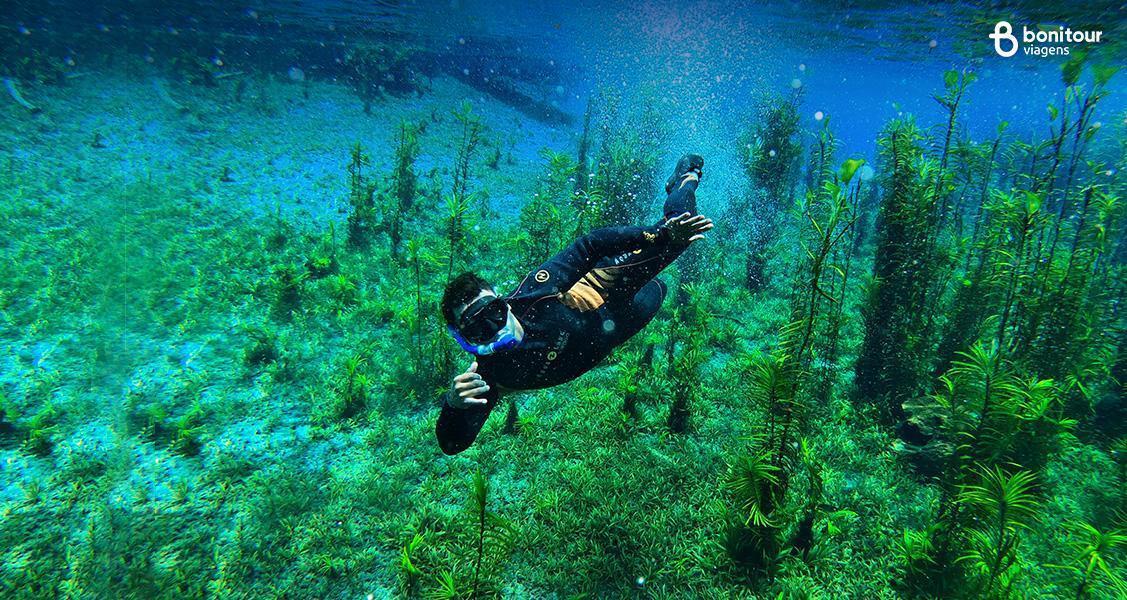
[441,272,493,326]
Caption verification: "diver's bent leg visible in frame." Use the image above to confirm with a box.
[609,279,666,343]
[577,167,699,307]
[663,175,699,220]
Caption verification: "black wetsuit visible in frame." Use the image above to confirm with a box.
[435,175,699,455]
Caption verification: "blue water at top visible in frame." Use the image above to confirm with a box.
[23,0,1121,168]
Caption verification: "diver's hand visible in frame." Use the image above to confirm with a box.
[664,212,714,245]
[449,361,490,409]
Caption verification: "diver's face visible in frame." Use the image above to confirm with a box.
[455,289,516,344]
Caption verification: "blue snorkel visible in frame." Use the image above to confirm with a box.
[448,324,522,356]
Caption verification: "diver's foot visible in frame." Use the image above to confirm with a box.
[665,153,704,194]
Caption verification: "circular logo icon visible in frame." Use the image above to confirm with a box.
[535,269,551,282]
[547,351,558,361]
[990,21,1019,57]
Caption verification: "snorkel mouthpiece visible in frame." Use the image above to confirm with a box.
[448,325,521,356]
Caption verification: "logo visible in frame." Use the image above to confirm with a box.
[534,269,550,283]
[990,21,1104,57]
[990,21,1018,57]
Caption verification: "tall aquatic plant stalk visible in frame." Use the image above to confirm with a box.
[389,122,420,260]
[452,101,484,215]
[856,119,940,424]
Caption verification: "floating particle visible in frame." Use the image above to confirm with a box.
[212,57,223,66]
[288,66,305,82]
[18,25,30,35]
[929,39,937,48]
[814,111,824,121]
[799,63,806,71]
[602,319,615,332]
[769,149,777,157]
[555,85,564,95]
[462,68,470,76]
[459,37,465,44]
[791,78,802,89]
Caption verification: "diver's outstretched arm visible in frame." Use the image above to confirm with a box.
[435,360,501,455]
[517,224,673,296]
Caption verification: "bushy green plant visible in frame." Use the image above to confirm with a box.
[343,44,424,113]
[1047,521,1127,599]
[738,92,802,292]
[389,122,421,259]
[315,352,370,423]
[22,401,59,457]
[956,466,1039,599]
[855,118,942,425]
[518,149,575,265]
[269,264,305,321]
[346,142,379,248]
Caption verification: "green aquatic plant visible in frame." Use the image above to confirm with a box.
[346,142,380,249]
[723,442,784,571]
[344,44,422,113]
[1047,521,1127,599]
[931,69,976,227]
[518,149,575,265]
[389,122,421,259]
[398,533,427,597]
[855,117,941,425]
[722,156,867,577]
[22,401,59,457]
[587,97,662,228]
[467,469,517,599]
[242,324,280,369]
[667,345,703,434]
[738,92,802,292]
[956,466,1039,599]
[324,273,359,312]
[169,402,206,457]
[614,347,649,419]
[900,340,1077,596]
[305,223,339,279]
[452,101,485,216]
[666,284,710,433]
[317,352,370,423]
[269,264,305,322]
[404,239,447,399]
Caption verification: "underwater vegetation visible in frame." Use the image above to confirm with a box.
[0,9,1125,600]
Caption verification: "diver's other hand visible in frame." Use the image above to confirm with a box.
[663,212,714,245]
[450,361,490,408]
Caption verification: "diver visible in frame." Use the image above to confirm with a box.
[435,154,712,455]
